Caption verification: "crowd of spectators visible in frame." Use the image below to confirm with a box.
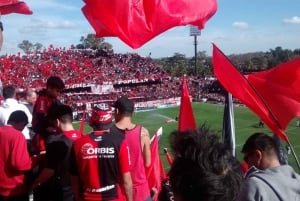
[0,46,229,113]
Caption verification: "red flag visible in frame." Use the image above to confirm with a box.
[212,43,288,141]
[82,0,217,48]
[178,76,196,131]
[246,58,300,130]
[0,1,32,15]
[146,127,163,201]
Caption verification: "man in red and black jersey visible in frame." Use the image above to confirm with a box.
[31,104,74,201]
[31,76,65,154]
[70,103,132,201]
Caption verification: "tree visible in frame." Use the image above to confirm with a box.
[33,42,43,52]
[76,33,112,50]
[18,40,34,54]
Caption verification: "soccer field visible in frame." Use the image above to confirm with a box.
[74,102,300,172]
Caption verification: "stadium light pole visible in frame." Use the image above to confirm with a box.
[190,26,201,76]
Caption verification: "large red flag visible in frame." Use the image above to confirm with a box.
[0,1,32,15]
[146,127,163,201]
[246,58,300,130]
[82,0,217,48]
[178,75,197,131]
[212,43,288,141]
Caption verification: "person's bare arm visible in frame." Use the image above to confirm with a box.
[141,127,151,167]
[122,172,133,201]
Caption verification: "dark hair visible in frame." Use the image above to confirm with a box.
[48,104,73,123]
[242,133,280,159]
[46,76,65,90]
[113,96,134,116]
[169,126,242,201]
[7,110,28,125]
[2,85,16,99]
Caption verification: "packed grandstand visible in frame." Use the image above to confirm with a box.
[0,46,231,119]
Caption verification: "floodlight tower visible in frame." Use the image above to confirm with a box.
[190,26,201,76]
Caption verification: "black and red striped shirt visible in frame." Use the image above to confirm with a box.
[70,128,131,201]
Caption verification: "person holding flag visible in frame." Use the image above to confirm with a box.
[113,96,152,201]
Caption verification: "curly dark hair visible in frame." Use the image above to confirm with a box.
[168,125,243,201]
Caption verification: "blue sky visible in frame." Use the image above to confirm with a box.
[1,0,300,58]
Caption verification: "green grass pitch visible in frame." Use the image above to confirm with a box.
[74,102,300,173]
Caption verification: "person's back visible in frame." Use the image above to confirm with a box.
[70,103,132,201]
[0,111,41,201]
[114,96,151,201]
[240,165,300,201]
[32,104,74,201]
[237,133,300,201]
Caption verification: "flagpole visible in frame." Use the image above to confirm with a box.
[228,93,236,157]
[286,139,300,171]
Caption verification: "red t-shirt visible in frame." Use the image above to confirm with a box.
[0,126,32,196]
[70,129,131,201]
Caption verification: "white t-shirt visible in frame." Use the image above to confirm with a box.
[0,98,32,139]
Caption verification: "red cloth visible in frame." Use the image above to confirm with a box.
[246,57,300,131]
[0,125,32,196]
[0,1,32,15]
[212,43,288,142]
[82,0,217,48]
[178,76,197,131]
[146,127,163,201]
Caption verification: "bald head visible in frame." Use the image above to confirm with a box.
[26,89,37,105]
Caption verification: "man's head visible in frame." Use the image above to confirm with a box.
[7,110,28,131]
[2,85,16,99]
[46,76,65,98]
[47,104,74,130]
[89,103,113,131]
[168,126,242,201]
[113,96,134,122]
[26,89,37,105]
[242,132,280,169]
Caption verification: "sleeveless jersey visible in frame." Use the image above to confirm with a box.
[124,125,151,201]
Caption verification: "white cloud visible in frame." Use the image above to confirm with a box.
[232,21,249,29]
[26,0,80,11]
[282,16,300,24]
[20,19,77,34]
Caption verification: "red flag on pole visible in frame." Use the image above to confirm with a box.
[212,43,289,141]
[146,127,163,201]
[81,0,217,48]
[178,75,197,131]
[246,58,300,130]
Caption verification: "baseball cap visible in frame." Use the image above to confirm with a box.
[113,96,134,115]
[89,103,113,130]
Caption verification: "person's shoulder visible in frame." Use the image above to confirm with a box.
[140,126,150,137]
